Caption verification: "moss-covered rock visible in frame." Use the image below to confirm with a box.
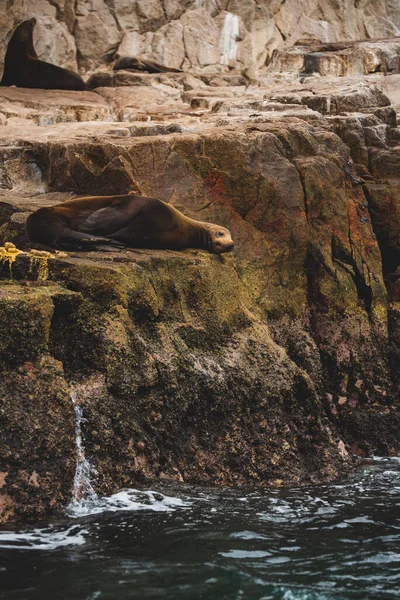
[0,356,75,523]
[0,249,354,521]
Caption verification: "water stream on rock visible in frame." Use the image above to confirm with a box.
[68,392,98,507]
[0,457,399,599]
[220,13,240,64]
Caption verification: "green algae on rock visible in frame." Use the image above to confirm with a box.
[0,249,354,522]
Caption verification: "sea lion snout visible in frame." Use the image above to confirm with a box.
[208,226,234,254]
[215,240,235,254]
[224,241,235,252]
[15,18,36,44]
[23,18,36,34]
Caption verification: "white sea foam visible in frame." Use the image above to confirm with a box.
[371,456,400,463]
[0,525,88,550]
[1,490,192,550]
[277,589,337,600]
[219,549,272,559]
[67,489,192,518]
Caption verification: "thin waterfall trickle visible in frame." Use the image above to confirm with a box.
[69,391,98,506]
[220,13,240,65]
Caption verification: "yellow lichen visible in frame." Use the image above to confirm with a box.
[28,249,55,281]
[0,243,63,280]
[0,242,25,278]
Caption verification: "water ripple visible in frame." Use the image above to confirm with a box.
[0,457,398,600]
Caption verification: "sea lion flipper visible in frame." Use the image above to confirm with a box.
[79,197,144,235]
[63,233,126,251]
[79,206,126,234]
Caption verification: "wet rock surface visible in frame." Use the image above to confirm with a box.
[1,59,400,522]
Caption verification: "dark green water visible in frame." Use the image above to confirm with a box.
[0,457,399,600]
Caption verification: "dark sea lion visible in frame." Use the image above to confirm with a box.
[114,56,183,74]
[0,18,85,91]
[26,194,235,253]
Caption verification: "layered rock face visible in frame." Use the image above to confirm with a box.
[1,64,400,522]
[270,38,400,77]
[1,1,400,78]
[1,3,400,522]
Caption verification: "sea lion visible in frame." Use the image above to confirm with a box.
[114,56,183,74]
[0,18,85,91]
[26,194,235,254]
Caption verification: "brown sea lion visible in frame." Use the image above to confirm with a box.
[26,194,235,253]
[0,18,85,91]
[114,56,183,74]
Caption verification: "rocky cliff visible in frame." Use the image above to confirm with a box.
[1,4,400,523]
[1,1,400,78]
[1,62,400,522]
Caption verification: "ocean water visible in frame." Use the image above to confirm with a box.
[0,457,399,600]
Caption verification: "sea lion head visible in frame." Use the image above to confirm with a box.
[129,57,146,71]
[205,224,234,254]
[9,18,37,58]
[17,18,36,42]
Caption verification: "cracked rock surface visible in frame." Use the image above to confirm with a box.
[0,63,400,523]
[2,1,400,78]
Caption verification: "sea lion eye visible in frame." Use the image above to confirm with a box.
[217,231,224,237]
